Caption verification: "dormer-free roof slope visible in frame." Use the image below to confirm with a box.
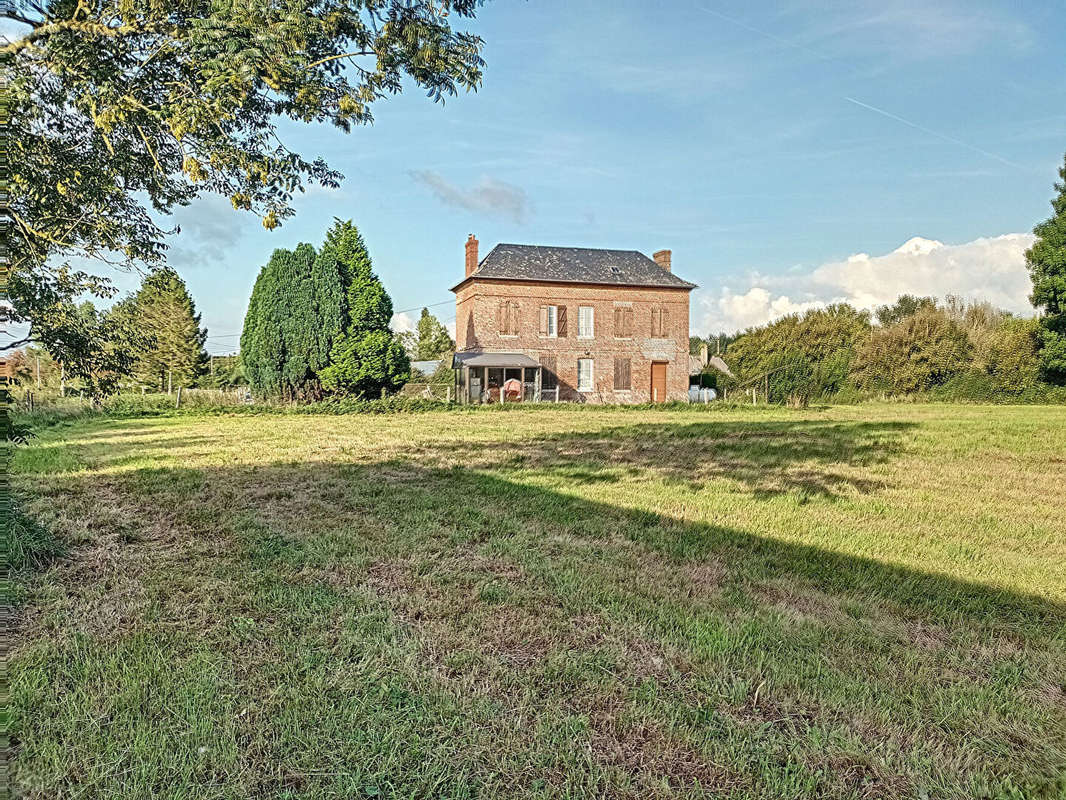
[453,243,697,290]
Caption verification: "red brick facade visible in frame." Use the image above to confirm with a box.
[454,271,692,404]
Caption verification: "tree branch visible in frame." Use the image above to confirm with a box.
[306,50,375,69]
[1,337,37,352]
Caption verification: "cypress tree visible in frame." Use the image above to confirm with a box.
[123,269,208,390]
[318,223,409,396]
[1026,153,1066,383]
[241,248,287,397]
[241,244,327,399]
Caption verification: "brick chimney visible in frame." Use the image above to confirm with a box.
[465,234,479,277]
[653,249,672,272]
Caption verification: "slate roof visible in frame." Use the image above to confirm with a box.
[453,244,696,290]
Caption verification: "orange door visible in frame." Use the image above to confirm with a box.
[651,361,667,403]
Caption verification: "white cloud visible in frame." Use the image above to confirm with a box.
[696,232,1036,334]
[411,170,530,223]
[390,312,416,335]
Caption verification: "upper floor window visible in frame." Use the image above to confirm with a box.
[578,306,595,338]
[498,300,520,336]
[539,304,558,337]
[613,306,634,338]
[651,307,670,338]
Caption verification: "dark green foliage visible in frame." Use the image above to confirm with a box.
[241,244,326,399]
[195,356,246,390]
[318,224,409,396]
[319,330,410,397]
[1026,153,1066,383]
[6,1,489,357]
[112,269,208,391]
[875,294,937,326]
[853,306,971,393]
[242,220,408,399]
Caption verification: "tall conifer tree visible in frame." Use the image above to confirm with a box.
[318,224,409,396]
[1026,153,1066,383]
[121,269,208,390]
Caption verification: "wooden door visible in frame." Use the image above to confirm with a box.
[650,361,667,403]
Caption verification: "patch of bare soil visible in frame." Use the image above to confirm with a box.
[585,696,744,797]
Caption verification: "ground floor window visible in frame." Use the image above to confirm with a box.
[577,358,594,392]
[540,354,557,389]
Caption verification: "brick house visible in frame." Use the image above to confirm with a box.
[451,236,696,403]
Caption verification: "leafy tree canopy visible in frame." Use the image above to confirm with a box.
[4,0,488,354]
[1026,153,1066,383]
[853,305,971,394]
[407,307,454,361]
[875,295,937,327]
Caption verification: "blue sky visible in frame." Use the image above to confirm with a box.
[94,1,1066,352]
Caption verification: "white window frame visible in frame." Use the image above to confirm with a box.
[578,306,594,339]
[546,304,558,337]
[577,358,594,392]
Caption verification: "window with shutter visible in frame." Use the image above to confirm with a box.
[557,305,568,337]
[613,357,631,390]
[613,307,633,338]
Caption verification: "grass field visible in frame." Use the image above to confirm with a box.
[10,403,1066,799]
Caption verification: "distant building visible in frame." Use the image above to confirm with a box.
[451,235,696,403]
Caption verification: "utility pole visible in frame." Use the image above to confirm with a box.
[60,362,65,397]
[168,369,173,395]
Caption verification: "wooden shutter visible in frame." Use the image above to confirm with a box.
[660,308,669,337]
[613,357,631,390]
[557,305,567,338]
[539,305,549,336]
[509,302,519,335]
[623,308,634,337]
[613,307,623,336]
[652,307,667,337]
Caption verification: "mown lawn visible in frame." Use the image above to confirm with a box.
[10,403,1066,799]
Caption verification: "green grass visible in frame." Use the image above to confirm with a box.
[10,403,1066,799]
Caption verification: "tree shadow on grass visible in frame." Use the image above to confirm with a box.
[413,419,918,498]
[14,420,1066,800]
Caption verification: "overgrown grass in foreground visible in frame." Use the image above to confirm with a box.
[10,404,1066,799]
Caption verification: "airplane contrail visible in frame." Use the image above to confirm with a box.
[843,97,1024,170]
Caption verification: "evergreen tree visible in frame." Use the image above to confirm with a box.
[240,244,325,399]
[119,269,208,390]
[410,308,454,360]
[319,225,409,396]
[1026,153,1066,383]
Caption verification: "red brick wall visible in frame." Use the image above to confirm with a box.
[454,280,692,403]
